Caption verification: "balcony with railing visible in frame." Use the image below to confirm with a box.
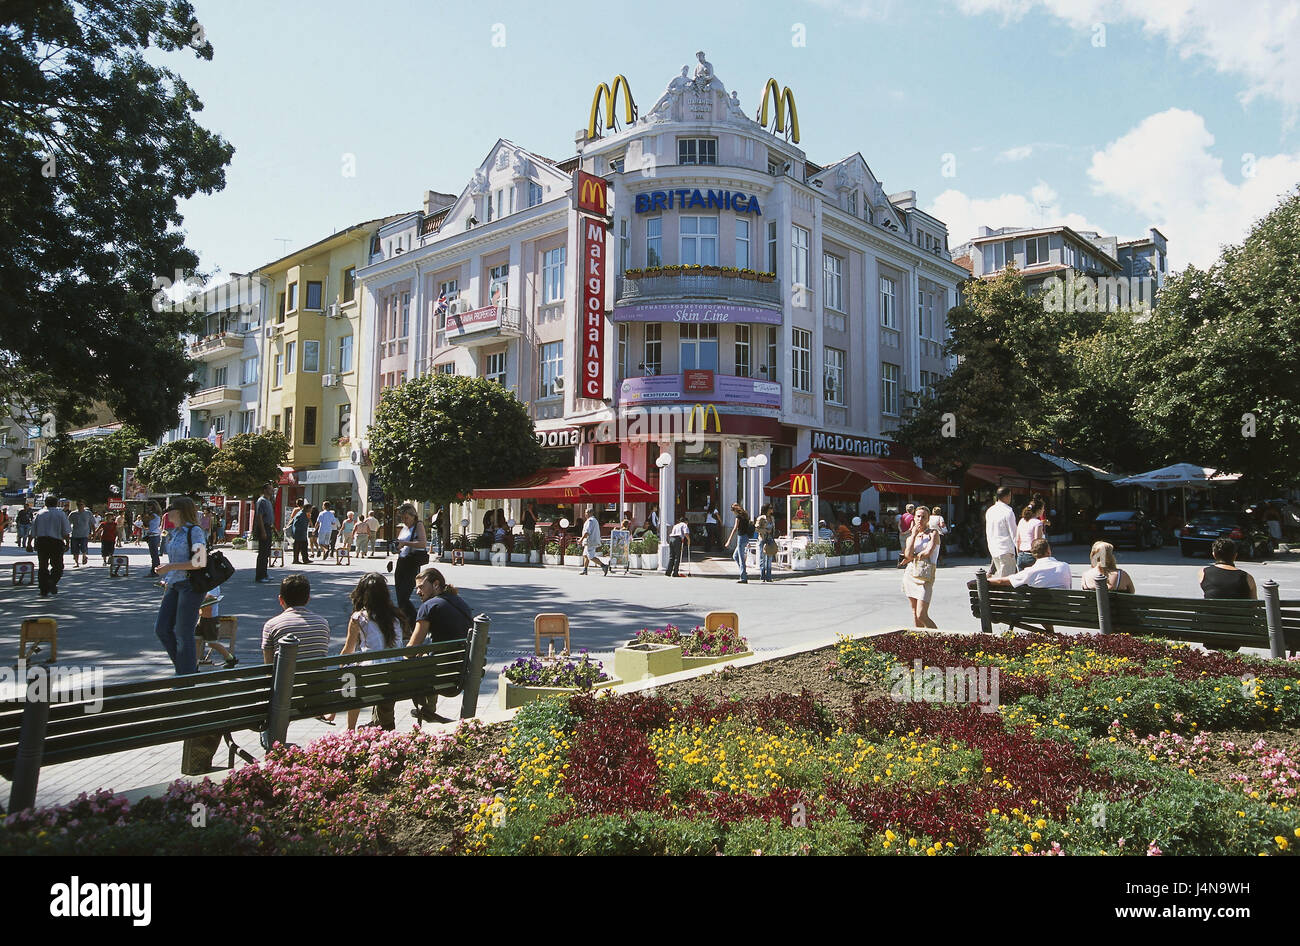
[189,386,242,410]
[187,332,245,362]
[615,271,782,308]
[445,304,522,348]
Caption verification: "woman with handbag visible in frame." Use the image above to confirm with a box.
[393,503,428,626]
[901,505,941,629]
[755,503,777,583]
[153,497,207,676]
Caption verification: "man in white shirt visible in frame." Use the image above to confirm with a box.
[666,515,690,577]
[988,538,1072,590]
[580,507,609,576]
[984,486,1018,579]
[315,501,338,559]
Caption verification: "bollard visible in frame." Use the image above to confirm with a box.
[1094,574,1113,635]
[1263,580,1285,660]
[265,635,300,748]
[459,614,492,719]
[9,698,51,812]
[975,569,993,635]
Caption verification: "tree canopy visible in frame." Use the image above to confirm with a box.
[204,431,289,497]
[136,436,215,496]
[0,0,235,439]
[32,425,148,501]
[368,374,542,508]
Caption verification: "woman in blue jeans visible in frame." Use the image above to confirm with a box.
[144,501,163,575]
[154,497,207,675]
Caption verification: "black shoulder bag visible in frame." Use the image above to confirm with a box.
[189,525,236,594]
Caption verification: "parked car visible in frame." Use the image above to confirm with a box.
[1179,510,1274,559]
[1090,510,1164,550]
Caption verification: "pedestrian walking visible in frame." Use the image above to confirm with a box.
[339,510,357,557]
[340,573,407,730]
[68,500,93,567]
[0,506,8,545]
[16,501,34,550]
[666,513,690,577]
[901,505,941,628]
[153,497,207,676]
[307,504,320,557]
[92,513,117,565]
[33,495,71,597]
[144,501,163,575]
[705,505,721,553]
[354,509,375,558]
[579,506,609,576]
[291,504,312,564]
[1015,503,1043,572]
[896,504,916,567]
[755,503,776,583]
[984,486,1018,580]
[726,502,754,583]
[254,483,276,582]
[393,503,429,627]
[316,501,338,560]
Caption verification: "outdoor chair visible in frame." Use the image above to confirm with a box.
[535,613,571,656]
[705,611,739,634]
[19,618,57,663]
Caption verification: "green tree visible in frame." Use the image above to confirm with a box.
[136,437,215,496]
[205,431,289,498]
[368,374,542,528]
[1131,189,1300,487]
[0,0,235,439]
[32,425,148,501]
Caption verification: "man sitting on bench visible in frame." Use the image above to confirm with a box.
[986,537,1071,633]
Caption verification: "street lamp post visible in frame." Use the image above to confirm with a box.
[656,452,673,569]
[750,453,768,517]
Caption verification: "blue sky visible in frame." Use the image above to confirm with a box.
[166,0,1300,275]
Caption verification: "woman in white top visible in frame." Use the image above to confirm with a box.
[1080,541,1135,594]
[1015,504,1043,572]
[901,506,941,628]
[339,573,409,730]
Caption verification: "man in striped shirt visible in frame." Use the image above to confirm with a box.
[261,574,332,664]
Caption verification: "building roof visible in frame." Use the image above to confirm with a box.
[951,254,973,274]
[253,214,413,274]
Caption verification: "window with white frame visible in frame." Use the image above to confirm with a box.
[1025,235,1050,266]
[437,279,458,329]
[287,282,298,312]
[734,324,751,377]
[305,281,323,310]
[765,326,778,379]
[881,362,900,415]
[766,221,778,273]
[680,216,718,266]
[338,335,353,373]
[617,322,628,380]
[824,347,846,405]
[285,341,295,375]
[791,226,809,292]
[488,263,509,307]
[677,138,717,165]
[880,276,897,328]
[735,220,750,270]
[528,181,543,207]
[539,341,563,397]
[619,219,629,273]
[240,356,258,386]
[791,328,811,393]
[646,217,662,267]
[643,323,662,375]
[212,366,227,388]
[542,247,566,303]
[400,292,410,337]
[485,351,506,385]
[847,191,857,216]
[434,362,455,376]
[273,353,282,387]
[919,370,939,399]
[823,253,843,311]
[985,240,1012,273]
[302,340,320,373]
[240,409,256,434]
[679,323,718,371]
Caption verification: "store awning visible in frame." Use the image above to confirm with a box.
[298,468,356,485]
[1033,452,1123,482]
[765,453,958,499]
[965,464,1055,492]
[471,463,657,503]
[277,466,297,486]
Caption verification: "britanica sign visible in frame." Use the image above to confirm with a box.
[580,208,608,400]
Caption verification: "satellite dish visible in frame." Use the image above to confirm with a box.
[559,518,570,529]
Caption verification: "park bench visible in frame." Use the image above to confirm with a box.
[0,615,491,813]
[968,569,1299,657]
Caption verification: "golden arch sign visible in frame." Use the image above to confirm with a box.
[587,75,637,140]
[789,473,812,496]
[758,79,799,144]
[685,403,722,434]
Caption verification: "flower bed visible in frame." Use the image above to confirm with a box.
[498,653,620,710]
[634,623,749,659]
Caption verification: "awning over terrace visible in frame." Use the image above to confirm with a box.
[765,453,958,500]
[471,463,657,504]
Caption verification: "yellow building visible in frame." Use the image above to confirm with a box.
[257,216,408,513]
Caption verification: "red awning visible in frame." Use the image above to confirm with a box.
[965,464,1055,492]
[765,453,957,499]
[471,463,657,503]
[277,466,297,486]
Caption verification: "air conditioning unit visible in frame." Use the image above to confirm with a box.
[327,303,342,318]
[322,373,339,387]
[448,297,473,316]
[264,324,282,339]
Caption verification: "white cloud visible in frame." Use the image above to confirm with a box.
[954,0,1300,110]
[927,182,1108,250]
[1000,145,1034,161]
[1086,108,1300,268]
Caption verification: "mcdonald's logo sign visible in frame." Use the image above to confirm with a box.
[758,79,800,144]
[587,75,637,140]
[685,403,722,434]
[789,473,812,496]
[575,170,607,216]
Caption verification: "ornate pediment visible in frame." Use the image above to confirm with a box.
[641,51,758,130]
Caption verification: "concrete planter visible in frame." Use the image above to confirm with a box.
[498,672,622,710]
[543,554,560,565]
[792,555,815,571]
[877,549,890,563]
[825,556,842,569]
[509,553,527,564]
[643,554,661,571]
[529,551,541,564]
[681,650,753,671]
[841,553,860,567]
[614,642,683,682]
